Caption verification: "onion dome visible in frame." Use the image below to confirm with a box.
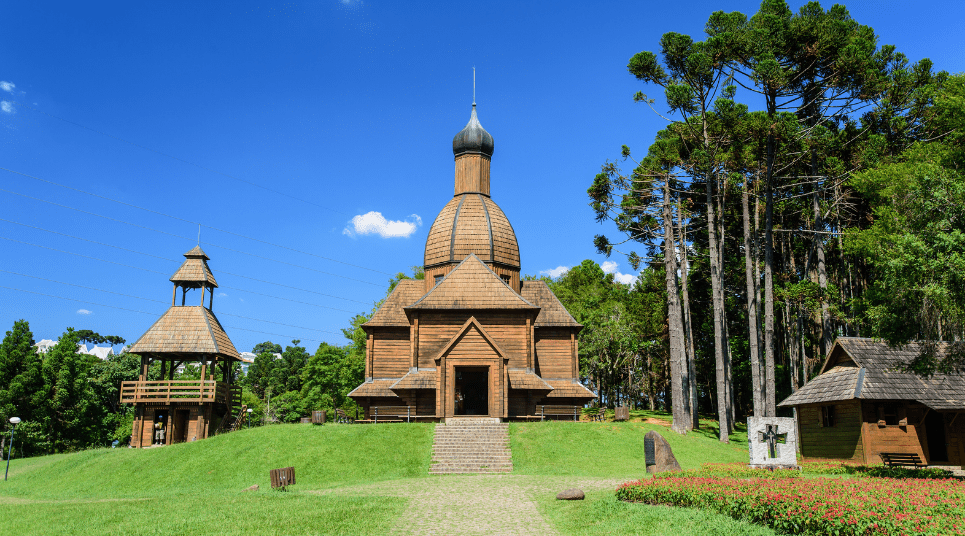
[424,193,520,270]
[452,104,494,158]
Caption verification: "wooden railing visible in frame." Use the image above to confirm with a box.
[121,380,241,407]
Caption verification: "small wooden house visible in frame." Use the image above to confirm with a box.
[779,337,965,466]
[124,246,242,447]
[348,104,595,420]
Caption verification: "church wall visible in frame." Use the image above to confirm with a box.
[417,312,529,368]
[535,328,575,378]
[371,328,410,378]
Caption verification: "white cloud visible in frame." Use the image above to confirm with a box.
[217,292,228,297]
[343,211,422,238]
[77,309,92,315]
[0,81,13,93]
[1,101,13,114]
[540,266,570,278]
[601,260,638,285]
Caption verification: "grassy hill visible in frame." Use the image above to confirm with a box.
[0,417,770,535]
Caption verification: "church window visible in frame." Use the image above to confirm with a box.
[434,274,444,286]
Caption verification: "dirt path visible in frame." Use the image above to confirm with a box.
[326,475,625,535]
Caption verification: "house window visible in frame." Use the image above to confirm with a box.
[500,274,510,284]
[434,274,444,286]
[877,404,899,426]
[820,405,835,427]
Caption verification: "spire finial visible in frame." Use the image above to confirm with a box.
[473,67,476,106]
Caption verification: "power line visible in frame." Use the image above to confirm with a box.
[10,99,352,217]
[2,166,394,276]
[0,188,385,286]
[0,286,339,341]
[0,236,374,310]
[0,218,175,261]
[0,236,168,275]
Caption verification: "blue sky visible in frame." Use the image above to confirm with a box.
[2,0,963,354]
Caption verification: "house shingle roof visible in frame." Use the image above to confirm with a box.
[779,338,965,410]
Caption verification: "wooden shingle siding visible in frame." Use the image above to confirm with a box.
[454,154,490,195]
[799,402,864,461]
[535,330,574,378]
[417,312,528,367]
[372,328,410,378]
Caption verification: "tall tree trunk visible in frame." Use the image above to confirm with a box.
[678,207,699,429]
[764,117,777,418]
[812,160,831,357]
[716,190,735,433]
[700,102,730,441]
[743,176,764,416]
[663,178,691,433]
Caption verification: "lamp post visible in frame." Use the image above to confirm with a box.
[246,408,253,429]
[5,417,20,481]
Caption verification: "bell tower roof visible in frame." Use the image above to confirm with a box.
[170,246,218,288]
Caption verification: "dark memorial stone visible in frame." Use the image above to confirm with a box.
[644,435,656,466]
[556,488,585,500]
[644,431,682,474]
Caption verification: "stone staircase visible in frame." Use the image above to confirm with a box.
[429,418,513,474]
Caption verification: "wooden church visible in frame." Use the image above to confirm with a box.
[780,337,965,467]
[348,104,595,420]
[123,246,243,447]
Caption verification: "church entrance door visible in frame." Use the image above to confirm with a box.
[454,367,488,416]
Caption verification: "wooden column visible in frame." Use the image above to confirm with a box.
[571,332,578,378]
[209,288,214,311]
[526,317,533,370]
[200,283,205,306]
[165,411,173,445]
[411,315,420,370]
[171,285,177,306]
[365,332,373,379]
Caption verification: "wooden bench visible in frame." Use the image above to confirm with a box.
[538,405,581,422]
[589,408,606,422]
[334,408,355,424]
[879,452,925,468]
[371,406,414,423]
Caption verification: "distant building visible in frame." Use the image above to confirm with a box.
[239,352,256,374]
[33,339,115,359]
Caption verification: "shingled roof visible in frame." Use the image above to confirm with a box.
[129,306,239,360]
[348,379,400,398]
[508,369,552,390]
[363,279,424,328]
[170,246,218,288]
[544,379,597,399]
[406,254,537,311]
[520,280,581,328]
[391,370,437,390]
[779,338,965,410]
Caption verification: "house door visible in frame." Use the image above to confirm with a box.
[173,410,189,443]
[454,367,488,416]
[925,411,948,462]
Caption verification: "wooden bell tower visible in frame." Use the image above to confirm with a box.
[124,246,242,447]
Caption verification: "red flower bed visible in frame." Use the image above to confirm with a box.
[617,476,965,535]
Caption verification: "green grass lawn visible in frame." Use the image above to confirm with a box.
[510,412,750,476]
[0,417,780,535]
[0,423,433,535]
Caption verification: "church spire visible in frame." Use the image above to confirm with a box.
[452,104,494,196]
